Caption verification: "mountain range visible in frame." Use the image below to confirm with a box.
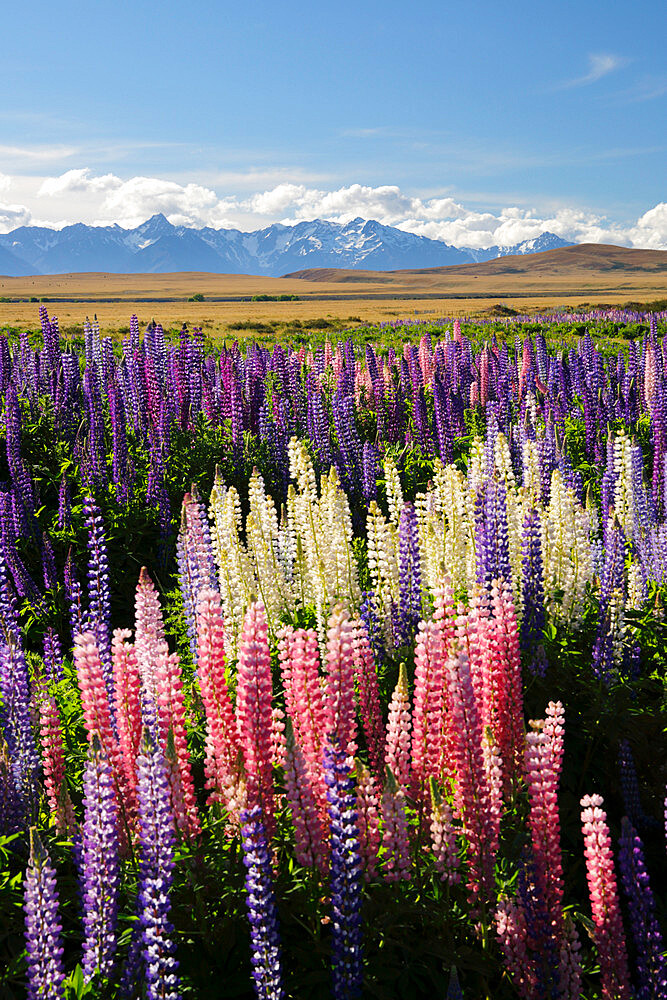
[0,214,574,277]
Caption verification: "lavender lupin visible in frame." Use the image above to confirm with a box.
[521,507,545,654]
[81,735,120,982]
[23,827,65,1000]
[0,548,39,820]
[324,740,363,1000]
[397,502,422,646]
[618,818,667,1000]
[42,628,64,684]
[136,730,180,1000]
[361,442,378,502]
[240,805,285,1000]
[359,590,385,667]
[64,548,84,643]
[84,496,114,705]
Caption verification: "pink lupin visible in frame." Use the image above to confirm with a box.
[74,631,130,825]
[195,587,244,824]
[37,692,75,837]
[111,628,141,819]
[351,623,384,779]
[277,625,327,818]
[410,618,446,814]
[429,777,459,884]
[133,567,167,697]
[284,722,327,871]
[580,793,632,999]
[489,579,525,787]
[381,766,411,883]
[524,703,565,923]
[355,758,381,881]
[236,602,276,836]
[134,568,200,839]
[444,649,497,909]
[155,648,201,840]
[323,605,358,759]
[271,706,287,769]
[495,896,537,999]
[384,662,412,792]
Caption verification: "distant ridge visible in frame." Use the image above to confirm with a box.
[0,214,574,277]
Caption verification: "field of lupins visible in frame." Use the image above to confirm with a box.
[0,306,666,999]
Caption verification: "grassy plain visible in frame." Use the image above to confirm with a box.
[0,243,664,338]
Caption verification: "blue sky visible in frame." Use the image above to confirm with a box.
[1,0,665,247]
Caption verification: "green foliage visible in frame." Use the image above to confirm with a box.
[250,293,299,302]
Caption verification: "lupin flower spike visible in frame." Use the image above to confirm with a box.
[80,734,120,982]
[240,804,285,1000]
[23,827,65,1000]
[136,729,181,1000]
[325,740,363,999]
[580,793,632,999]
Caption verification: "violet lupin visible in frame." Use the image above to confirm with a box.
[43,627,64,684]
[361,442,378,502]
[617,740,648,830]
[0,548,39,820]
[520,507,545,656]
[84,496,114,704]
[324,739,363,1000]
[136,729,180,1000]
[476,478,512,593]
[240,805,285,1000]
[41,532,57,592]
[81,734,120,982]
[64,548,84,643]
[23,827,65,1000]
[592,519,626,685]
[359,590,385,668]
[0,740,23,834]
[397,502,422,646]
[618,818,667,1000]
[433,377,452,462]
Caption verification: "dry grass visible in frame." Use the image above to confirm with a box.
[1,244,664,337]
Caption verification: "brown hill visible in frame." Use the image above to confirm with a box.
[285,243,667,283]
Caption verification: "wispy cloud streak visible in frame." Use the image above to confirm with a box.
[554,53,629,90]
[610,75,667,104]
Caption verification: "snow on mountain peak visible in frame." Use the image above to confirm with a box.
[0,216,575,276]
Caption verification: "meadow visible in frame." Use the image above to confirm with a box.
[0,305,666,999]
[0,243,665,340]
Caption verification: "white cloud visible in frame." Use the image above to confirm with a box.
[39,168,122,197]
[98,176,222,228]
[37,170,225,228]
[556,53,629,90]
[1,169,666,250]
[628,202,667,249]
[244,183,468,228]
[0,202,32,232]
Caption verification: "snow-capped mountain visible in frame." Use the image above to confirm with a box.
[0,215,573,276]
[465,231,574,263]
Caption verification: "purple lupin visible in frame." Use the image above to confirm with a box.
[240,804,285,1000]
[80,735,120,982]
[136,730,180,1000]
[324,740,363,1000]
[23,827,65,1000]
[618,818,667,1000]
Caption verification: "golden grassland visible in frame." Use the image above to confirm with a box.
[0,243,664,338]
